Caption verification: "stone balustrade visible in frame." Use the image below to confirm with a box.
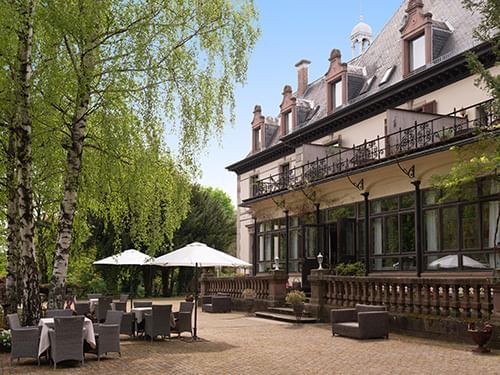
[309,270,498,321]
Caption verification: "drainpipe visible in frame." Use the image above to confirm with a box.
[285,210,289,276]
[412,180,423,277]
[361,192,370,276]
[253,217,258,276]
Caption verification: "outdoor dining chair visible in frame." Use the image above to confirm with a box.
[172,302,193,337]
[6,313,40,366]
[48,316,85,369]
[119,294,129,303]
[96,297,113,323]
[90,310,123,361]
[88,293,102,300]
[133,301,152,308]
[120,312,136,337]
[144,305,172,342]
[46,309,73,318]
[75,302,90,316]
[112,302,127,312]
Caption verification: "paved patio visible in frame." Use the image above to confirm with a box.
[1,298,498,374]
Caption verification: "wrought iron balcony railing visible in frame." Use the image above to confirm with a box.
[249,99,497,200]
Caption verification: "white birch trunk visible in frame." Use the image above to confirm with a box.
[14,0,40,325]
[49,22,95,308]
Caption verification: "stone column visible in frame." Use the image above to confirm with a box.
[262,270,288,306]
[309,269,329,321]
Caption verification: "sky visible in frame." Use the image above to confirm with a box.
[196,0,404,205]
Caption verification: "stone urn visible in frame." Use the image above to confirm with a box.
[468,323,493,353]
[244,298,255,315]
[292,302,304,322]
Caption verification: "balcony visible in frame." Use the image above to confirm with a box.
[247,100,497,201]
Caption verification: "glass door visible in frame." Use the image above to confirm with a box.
[301,224,326,292]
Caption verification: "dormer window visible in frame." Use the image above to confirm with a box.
[325,49,347,113]
[253,127,261,151]
[284,111,292,135]
[409,34,426,71]
[331,80,343,108]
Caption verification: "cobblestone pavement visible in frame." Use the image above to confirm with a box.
[0,299,498,375]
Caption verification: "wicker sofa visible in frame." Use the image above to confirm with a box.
[331,304,389,339]
[202,295,231,313]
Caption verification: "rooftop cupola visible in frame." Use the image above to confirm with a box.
[351,15,373,58]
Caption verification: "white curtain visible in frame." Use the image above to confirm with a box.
[488,180,499,267]
[424,209,439,252]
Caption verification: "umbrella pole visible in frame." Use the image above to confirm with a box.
[194,262,198,340]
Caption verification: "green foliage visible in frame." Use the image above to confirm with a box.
[335,262,366,276]
[285,290,306,305]
[0,330,11,351]
[66,248,106,297]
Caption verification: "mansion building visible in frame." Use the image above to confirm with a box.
[227,0,499,290]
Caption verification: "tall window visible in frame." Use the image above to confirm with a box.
[331,80,343,109]
[409,34,425,71]
[283,111,292,135]
[250,175,259,197]
[280,163,290,189]
[253,127,261,151]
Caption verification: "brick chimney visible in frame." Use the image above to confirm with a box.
[295,59,311,97]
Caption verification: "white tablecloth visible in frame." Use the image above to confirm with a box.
[132,307,176,328]
[38,317,95,356]
[132,307,151,324]
[89,298,99,313]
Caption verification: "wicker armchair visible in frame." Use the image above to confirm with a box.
[144,305,172,342]
[96,297,113,323]
[202,296,231,313]
[91,311,123,361]
[48,316,85,369]
[331,304,389,339]
[133,301,152,308]
[46,309,73,318]
[75,302,90,316]
[172,302,193,337]
[112,302,127,312]
[6,314,40,366]
[120,312,136,336]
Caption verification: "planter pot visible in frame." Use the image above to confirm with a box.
[468,324,493,353]
[244,298,255,315]
[292,302,304,322]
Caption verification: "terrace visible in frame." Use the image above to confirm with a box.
[1,298,499,374]
[246,99,498,202]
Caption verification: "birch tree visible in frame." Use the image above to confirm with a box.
[41,0,258,307]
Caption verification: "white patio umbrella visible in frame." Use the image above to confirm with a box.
[93,249,155,307]
[428,254,487,269]
[153,242,251,339]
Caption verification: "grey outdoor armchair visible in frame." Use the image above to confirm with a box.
[144,305,172,342]
[75,302,90,316]
[7,313,40,366]
[133,301,152,308]
[120,312,136,336]
[96,297,113,323]
[46,309,73,318]
[202,295,231,313]
[48,316,85,369]
[112,302,127,312]
[331,304,389,339]
[90,310,123,361]
[172,302,193,337]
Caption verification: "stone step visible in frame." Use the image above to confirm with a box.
[267,307,314,317]
[254,311,318,324]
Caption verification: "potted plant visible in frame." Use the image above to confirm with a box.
[285,290,306,321]
[468,322,493,353]
[0,329,11,353]
[242,288,256,315]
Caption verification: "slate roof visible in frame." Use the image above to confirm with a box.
[255,0,481,151]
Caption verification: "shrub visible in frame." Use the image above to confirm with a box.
[0,330,11,352]
[285,290,306,305]
[335,262,366,276]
